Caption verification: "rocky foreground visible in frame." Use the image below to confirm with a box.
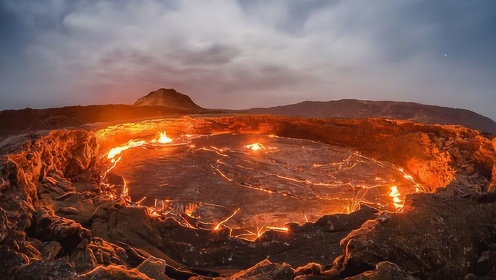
[1,115,496,279]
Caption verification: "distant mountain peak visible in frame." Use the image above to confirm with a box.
[134,88,203,111]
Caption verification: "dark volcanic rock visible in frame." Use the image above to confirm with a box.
[475,251,496,278]
[41,241,62,261]
[344,261,419,280]
[136,256,171,280]
[294,263,324,276]
[329,194,496,279]
[229,259,295,280]
[88,237,129,266]
[0,207,10,243]
[106,206,169,260]
[79,265,152,280]
[12,259,77,280]
[54,192,96,225]
[134,88,204,112]
[71,243,98,273]
[46,214,92,253]
[118,205,377,270]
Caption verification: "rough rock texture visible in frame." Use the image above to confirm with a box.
[343,261,419,280]
[150,205,377,269]
[134,88,204,111]
[0,130,99,278]
[136,257,172,280]
[248,99,496,134]
[105,205,173,261]
[329,194,496,279]
[79,265,152,280]
[1,115,496,279]
[86,196,377,270]
[228,259,295,280]
[12,259,77,280]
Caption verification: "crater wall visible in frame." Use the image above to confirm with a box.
[1,116,496,279]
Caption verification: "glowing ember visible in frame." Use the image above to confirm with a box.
[389,185,403,209]
[152,131,173,144]
[245,143,265,151]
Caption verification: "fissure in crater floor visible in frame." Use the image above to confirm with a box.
[110,134,418,235]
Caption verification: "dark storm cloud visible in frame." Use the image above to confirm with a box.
[0,0,495,120]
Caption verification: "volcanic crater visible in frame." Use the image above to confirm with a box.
[2,114,496,279]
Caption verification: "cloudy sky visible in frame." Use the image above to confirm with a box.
[1,0,495,120]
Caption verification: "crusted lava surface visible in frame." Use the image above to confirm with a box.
[1,115,496,279]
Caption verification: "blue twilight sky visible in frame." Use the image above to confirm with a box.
[1,0,495,120]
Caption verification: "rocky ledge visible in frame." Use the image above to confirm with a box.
[1,116,496,279]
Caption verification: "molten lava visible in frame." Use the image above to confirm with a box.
[101,132,422,239]
[152,131,173,144]
[107,140,146,163]
[245,143,265,151]
[389,186,403,209]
